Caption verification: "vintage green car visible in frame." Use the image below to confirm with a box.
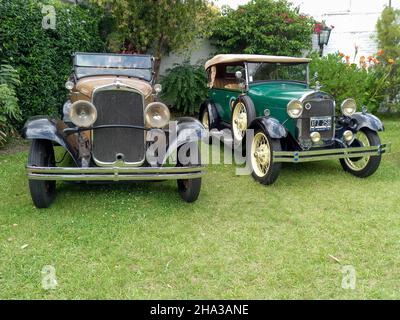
[200,54,391,185]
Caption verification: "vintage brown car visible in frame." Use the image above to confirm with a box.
[22,53,206,208]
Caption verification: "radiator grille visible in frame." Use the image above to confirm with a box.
[297,99,335,147]
[92,90,145,164]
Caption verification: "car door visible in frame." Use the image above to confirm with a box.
[210,65,244,125]
[210,89,239,124]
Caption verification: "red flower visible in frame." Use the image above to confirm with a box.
[338,52,345,57]
[377,50,384,56]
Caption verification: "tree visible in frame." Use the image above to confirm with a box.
[91,0,215,80]
[210,0,315,56]
[376,6,400,61]
[376,6,400,109]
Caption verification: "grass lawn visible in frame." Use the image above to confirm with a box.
[0,120,399,299]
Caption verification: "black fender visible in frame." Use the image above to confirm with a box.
[199,100,220,129]
[22,117,79,165]
[162,117,206,165]
[248,117,288,139]
[351,112,384,132]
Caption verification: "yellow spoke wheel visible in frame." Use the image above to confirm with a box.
[232,102,247,142]
[201,110,209,130]
[251,132,272,177]
[344,131,371,171]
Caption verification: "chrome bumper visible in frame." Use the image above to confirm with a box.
[273,143,391,163]
[27,166,206,181]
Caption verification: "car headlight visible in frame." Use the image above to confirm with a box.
[65,80,74,91]
[69,100,97,128]
[287,100,303,119]
[341,99,357,117]
[145,102,170,128]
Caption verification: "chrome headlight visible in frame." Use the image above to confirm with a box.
[287,100,303,119]
[145,102,170,128]
[65,80,74,91]
[69,100,97,128]
[341,99,357,117]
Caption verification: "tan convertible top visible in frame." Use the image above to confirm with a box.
[205,54,311,70]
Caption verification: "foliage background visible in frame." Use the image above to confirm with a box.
[160,62,208,115]
[0,0,105,126]
[0,63,21,145]
[90,0,216,80]
[376,6,400,111]
[210,0,315,56]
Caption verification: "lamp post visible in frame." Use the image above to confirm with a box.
[316,22,333,57]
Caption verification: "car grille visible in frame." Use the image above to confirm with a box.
[92,89,145,164]
[297,98,335,148]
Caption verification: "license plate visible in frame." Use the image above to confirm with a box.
[310,116,332,132]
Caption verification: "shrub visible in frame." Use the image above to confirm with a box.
[0,64,21,146]
[160,63,208,115]
[0,0,105,126]
[309,53,369,111]
[309,52,391,114]
[210,0,315,56]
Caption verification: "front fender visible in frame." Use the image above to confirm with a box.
[249,117,287,139]
[351,112,384,132]
[162,118,206,165]
[22,117,79,164]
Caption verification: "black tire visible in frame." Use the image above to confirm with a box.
[249,128,282,185]
[177,142,202,203]
[28,139,56,208]
[340,128,382,178]
[231,96,256,147]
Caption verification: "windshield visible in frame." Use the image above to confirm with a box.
[247,62,308,83]
[74,53,153,81]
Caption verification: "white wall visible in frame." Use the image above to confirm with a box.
[292,0,400,60]
[159,39,216,75]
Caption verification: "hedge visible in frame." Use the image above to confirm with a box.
[0,0,105,126]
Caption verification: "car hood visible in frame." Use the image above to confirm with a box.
[75,76,153,99]
[248,82,316,107]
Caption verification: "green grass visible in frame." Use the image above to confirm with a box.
[0,120,399,299]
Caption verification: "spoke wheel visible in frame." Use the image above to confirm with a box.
[232,102,247,142]
[248,129,281,185]
[201,110,209,129]
[340,128,382,178]
[251,132,271,177]
[344,131,371,171]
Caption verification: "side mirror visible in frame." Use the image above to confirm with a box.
[235,71,243,81]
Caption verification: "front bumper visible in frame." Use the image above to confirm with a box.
[273,143,391,163]
[27,166,206,181]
